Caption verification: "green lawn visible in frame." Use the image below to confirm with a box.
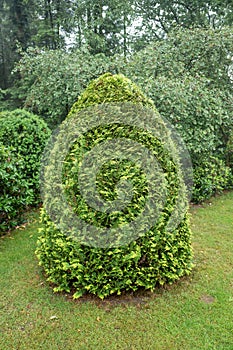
[0,192,233,350]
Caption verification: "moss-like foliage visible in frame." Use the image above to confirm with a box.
[36,73,193,299]
[67,72,154,116]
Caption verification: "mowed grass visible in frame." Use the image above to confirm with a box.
[0,192,233,350]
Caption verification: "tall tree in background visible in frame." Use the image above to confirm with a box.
[0,0,232,91]
[32,0,74,49]
[0,0,74,89]
[134,0,233,49]
[0,0,135,89]
[0,0,11,89]
[9,0,31,49]
[73,0,135,56]
[0,0,32,88]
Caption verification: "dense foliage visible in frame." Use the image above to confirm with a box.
[14,26,233,127]
[123,26,233,121]
[122,26,233,201]
[14,48,115,126]
[36,73,193,299]
[127,75,229,164]
[1,0,232,90]
[0,109,51,205]
[0,25,232,225]
[226,132,233,170]
[10,26,233,202]
[0,143,33,232]
[192,157,232,203]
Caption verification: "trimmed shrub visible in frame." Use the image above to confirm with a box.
[192,156,232,204]
[67,72,154,117]
[0,109,51,204]
[0,143,34,232]
[36,73,193,299]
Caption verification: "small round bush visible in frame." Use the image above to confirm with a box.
[0,109,51,203]
[0,143,34,232]
[192,156,232,203]
[36,73,193,299]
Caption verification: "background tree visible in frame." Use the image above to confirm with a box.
[0,1,12,89]
[134,0,233,49]
[72,0,135,56]
[0,0,24,88]
[122,26,233,201]
[0,0,136,91]
[0,0,36,89]
[31,0,74,49]
[13,47,116,126]
[1,0,232,90]
[14,26,233,129]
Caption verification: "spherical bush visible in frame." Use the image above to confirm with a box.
[36,73,193,299]
[0,142,33,232]
[0,109,51,204]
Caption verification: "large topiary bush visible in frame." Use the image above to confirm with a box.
[0,109,51,205]
[36,73,193,299]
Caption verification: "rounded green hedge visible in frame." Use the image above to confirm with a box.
[0,109,51,204]
[0,142,34,232]
[226,132,233,170]
[36,73,193,299]
[192,156,232,203]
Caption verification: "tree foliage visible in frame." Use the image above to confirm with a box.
[121,26,233,201]
[14,26,233,129]
[122,26,233,157]
[1,6,233,203]
[1,0,232,90]
[13,47,116,126]
[72,0,135,56]
[124,26,233,91]
[135,0,233,46]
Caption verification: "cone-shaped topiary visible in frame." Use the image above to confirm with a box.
[36,73,193,299]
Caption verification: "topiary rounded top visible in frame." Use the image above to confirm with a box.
[67,72,155,117]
